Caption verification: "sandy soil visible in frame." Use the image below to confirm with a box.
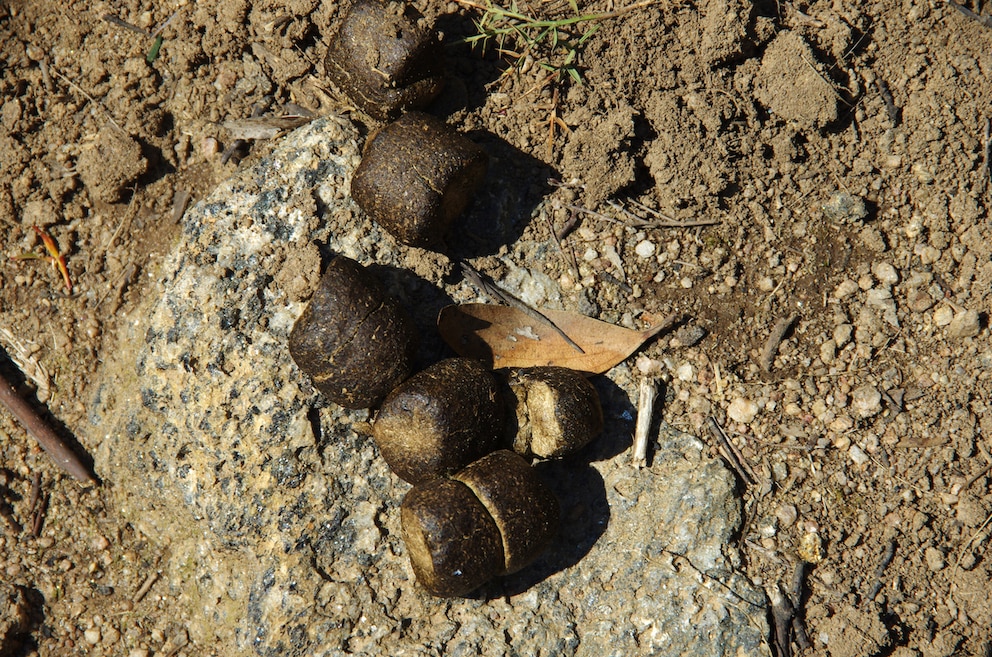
[2,0,992,655]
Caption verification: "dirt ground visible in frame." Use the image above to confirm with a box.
[2,0,992,655]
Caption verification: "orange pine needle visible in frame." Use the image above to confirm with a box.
[32,226,72,292]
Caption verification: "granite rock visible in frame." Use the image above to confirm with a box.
[88,116,768,656]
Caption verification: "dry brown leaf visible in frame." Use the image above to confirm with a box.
[438,303,673,374]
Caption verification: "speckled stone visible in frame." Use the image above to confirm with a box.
[87,116,768,656]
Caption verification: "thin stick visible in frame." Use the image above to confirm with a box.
[760,314,798,373]
[947,0,992,28]
[104,184,139,254]
[953,509,992,574]
[798,52,852,107]
[868,538,896,600]
[459,260,585,353]
[790,562,812,650]
[31,490,48,537]
[132,571,160,603]
[545,210,579,282]
[28,471,42,512]
[874,79,900,127]
[605,200,722,228]
[47,65,124,133]
[0,370,95,483]
[767,584,795,657]
[706,417,757,487]
[555,208,580,241]
[102,13,152,37]
[632,377,657,467]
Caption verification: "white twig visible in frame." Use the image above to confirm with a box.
[632,377,657,468]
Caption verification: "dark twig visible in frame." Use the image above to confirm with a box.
[760,314,798,373]
[102,13,152,37]
[555,208,580,241]
[706,417,757,487]
[31,490,48,537]
[868,538,897,600]
[28,471,41,511]
[790,561,812,650]
[768,584,795,657]
[0,369,96,483]
[459,260,585,354]
[29,472,48,536]
[874,79,900,127]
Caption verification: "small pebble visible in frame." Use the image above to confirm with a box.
[915,244,941,264]
[852,386,882,418]
[776,504,798,528]
[819,340,836,364]
[833,323,853,347]
[872,261,899,286]
[833,435,851,450]
[907,290,934,312]
[675,363,694,382]
[833,279,859,299]
[200,136,219,158]
[757,516,778,538]
[634,240,655,258]
[924,546,945,571]
[36,536,55,549]
[905,215,924,239]
[103,626,121,644]
[798,531,824,564]
[933,306,954,326]
[948,309,980,338]
[92,535,111,551]
[727,397,759,424]
[822,191,868,223]
[129,649,150,657]
[672,324,706,348]
[634,355,664,376]
[955,494,988,527]
[848,444,869,465]
[84,628,101,646]
[830,416,854,432]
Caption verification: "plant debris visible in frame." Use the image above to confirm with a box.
[438,303,676,373]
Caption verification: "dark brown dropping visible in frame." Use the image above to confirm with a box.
[372,358,504,484]
[323,0,445,121]
[288,256,418,409]
[400,478,504,597]
[452,450,559,574]
[351,112,489,248]
[501,366,604,459]
[400,450,559,597]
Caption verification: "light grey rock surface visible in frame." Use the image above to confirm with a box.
[88,116,769,656]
